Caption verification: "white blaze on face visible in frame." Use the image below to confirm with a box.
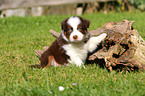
[67,16,84,42]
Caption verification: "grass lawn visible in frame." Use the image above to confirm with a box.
[0,12,145,96]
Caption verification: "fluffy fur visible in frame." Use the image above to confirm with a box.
[33,16,107,68]
[62,33,107,66]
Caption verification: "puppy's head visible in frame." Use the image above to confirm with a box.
[61,16,90,43]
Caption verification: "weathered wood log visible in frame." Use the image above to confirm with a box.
[35,20,145,71]
[88,20,145,71]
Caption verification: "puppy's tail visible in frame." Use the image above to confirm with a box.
[29,64,42,69]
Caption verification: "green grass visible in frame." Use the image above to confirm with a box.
[0,12,145,96]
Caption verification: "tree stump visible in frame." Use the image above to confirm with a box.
[35,20,145,71]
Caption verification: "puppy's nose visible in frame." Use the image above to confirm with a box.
[73,35,78,39]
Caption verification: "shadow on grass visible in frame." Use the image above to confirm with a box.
[86,58,140,73]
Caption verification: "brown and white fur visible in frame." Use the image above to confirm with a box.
[34,16,107,68]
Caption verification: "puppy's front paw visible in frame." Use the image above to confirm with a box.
[75,61,84,67]
[99,33,107,40]
[87,33,107,52]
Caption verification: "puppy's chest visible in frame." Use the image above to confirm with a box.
[62,43,88,61]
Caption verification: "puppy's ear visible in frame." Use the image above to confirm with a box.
[61,20,65,30]
[79,17,90,28]
[61,18,69,30]
[83,19,90,28]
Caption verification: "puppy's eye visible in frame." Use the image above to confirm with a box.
[68,26,73,32]
[68,28,72,32]
[77,28,82,31]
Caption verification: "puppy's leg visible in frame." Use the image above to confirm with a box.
[45,55,54,68]
[87,33,107,52]
[45,55,61,68]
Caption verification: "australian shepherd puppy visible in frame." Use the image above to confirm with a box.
[35,16,107,68]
